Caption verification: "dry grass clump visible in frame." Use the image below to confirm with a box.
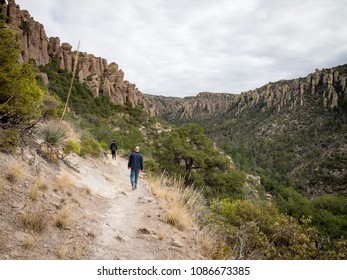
[29,184,41,201]
[158,232,166,241]
[196,226,220,258]
[148,173,220,256]
[35,177,48,191]
[166,201,193,230]
[22,235,39,250]
[55,174,75,191]
[148,173,204,231]
[56,242,81,260]
[29,178,48,201]
[150,175,167,199]
[20,206,51,233]
[5,164,23,183]
[54,207,74,229]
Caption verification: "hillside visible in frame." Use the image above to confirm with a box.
[1,0,160,116]
[158,65,347,197]
[0,150,205,259]
[2,0,347,260]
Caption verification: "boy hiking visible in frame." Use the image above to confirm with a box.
[128,146,143,190]
[110,140,117,160]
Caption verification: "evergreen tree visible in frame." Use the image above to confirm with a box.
[155,123,245,196]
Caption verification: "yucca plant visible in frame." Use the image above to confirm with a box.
[42,122,67,146]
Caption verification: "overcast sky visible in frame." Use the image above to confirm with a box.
[15,0,347,97]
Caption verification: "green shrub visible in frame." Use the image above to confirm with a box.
[42,122,67,146]
[313,194,347,216]
[0,20,43,124]
[98,141,109,152]
[80,136,102,158]
[144,157,159,174]
[208,199,320,259]
[63,140,81,156]
[0,128,20,152]
[41,94,60,119]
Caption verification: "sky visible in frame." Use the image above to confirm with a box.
[15,0,347,97]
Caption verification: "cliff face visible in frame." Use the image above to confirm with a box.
[2,0,157,116]
[145,92,239,120]
[2,1,347,120]
[149,67,347,121]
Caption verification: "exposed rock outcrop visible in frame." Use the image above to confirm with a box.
[2,0,157,115]
[146,66,347,120]
[2,0,347,119]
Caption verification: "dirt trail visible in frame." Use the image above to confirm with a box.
[0,150,203,260]
[70,155,202,260]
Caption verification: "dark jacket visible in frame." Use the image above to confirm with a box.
[128,152,143,170]
[110,142,117,151]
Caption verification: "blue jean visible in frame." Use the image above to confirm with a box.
[130,169,140,187]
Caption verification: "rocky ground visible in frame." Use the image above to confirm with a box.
[0,151,205,260]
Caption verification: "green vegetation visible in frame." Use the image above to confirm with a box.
[2,10,347,258]
[0,127,20,152]
[155,123,245,197]
[0,16,44,152]
[208,198,347,259]
[162,65,347,258]
[39,62,150,156]
[42,122,67,146]
[0,17,43,126]
[63,140,81,156]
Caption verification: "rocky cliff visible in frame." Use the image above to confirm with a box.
[2,0,347,120]
[1,0,158,116]
[146,92,239,120]
[150,67,347,121]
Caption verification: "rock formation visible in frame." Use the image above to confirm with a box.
[2,0,347,119]
[146,66,347,120]
[1,0,157,115]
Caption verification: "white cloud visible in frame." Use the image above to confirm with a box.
[15,0,347,97]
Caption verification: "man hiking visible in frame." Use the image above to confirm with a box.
[110,140,118,160]
[128,146,143,190]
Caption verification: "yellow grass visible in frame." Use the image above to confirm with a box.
[29,178,48,201]
[148,173,220,256]
[56,241,81,260]
[148,173,204,231]
[35,177,48,191]
[22,235,39,250]
[20,207,51,233]
[29,184,41,201]
[166,202,192,230]
[6,164,23,183]
[55,207,74,229]
[196,226,220,258]
[158,232,166,241]
[55,174,75,190]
